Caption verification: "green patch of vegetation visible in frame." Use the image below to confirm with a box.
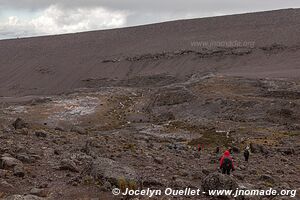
[281,131,300,137]
[165,120,233,147]
[264,181,275,188]
[82,175,94,185]
[123,143,136,152]
[118,177,137,192]
[188,130,233,147]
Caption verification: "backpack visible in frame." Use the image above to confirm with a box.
[222,157,232,169]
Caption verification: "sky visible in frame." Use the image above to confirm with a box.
[0,0,300,40]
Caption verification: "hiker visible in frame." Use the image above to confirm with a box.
[215,146,220,154]
[214,146,221,165]
[198,144,202,152]
[215,146,222,161]
[228,147,233,154]
[244,146,250,162]
[220,150,235,175]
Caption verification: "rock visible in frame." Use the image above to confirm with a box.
[153,157,163,164]
[59,159,79,172]
[0,156,23,169]
[0,169,9,178]
[232,146,240,153]
[54,149,60,155]
[67,176,81,186]
[274,182,291,191]
[12,118,28,130]
[202,172,238,197]
[143,177,165,187]
[191,171,203,180]
[71,126,87,135]
[101,181,112,191]
[280,157,288,162]
[35,130,47,138]
[16,153,35,164]
[239,165,246,170]
[13,165,25,177]
[274,147,295,155]
[0,180,14,190]
[4,195,45,200]
[250,143,269,154]
[156,112,175,121]
[193,152,201,159]
[15,128,29,135]
[55,127,66,132]
[276,169,284,174]
[180,170,189,177]
[30,188,48,197]
[202,168,210,176]
[234,173,245,180]
[91,157,139,186]
[126,113,151,123]
[238,182,255,190]
[288,170,296,174]
[259,174,275,184]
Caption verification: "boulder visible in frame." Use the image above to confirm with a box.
[0,180,14,191]
[91,157,139,186]
[202,172,238,198]
[35,130,47,138]
[153,157,163,164]
[259,174,275,184]
[59,159,79,172]
[29,188,48,197]
[16,153,36,164]
[202,168,210,176]
[273,147,295,155]
[232,146,240,153]
[0,156,23,169]
[0,169,9,178]
[71,126,87,135]
[12,118,28,130]
[250,143,269,154]
[15,128,29,135]
[13,165,25,177]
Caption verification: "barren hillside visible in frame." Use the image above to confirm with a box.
[0,9,300,97]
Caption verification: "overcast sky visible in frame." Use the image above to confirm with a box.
[0,0,300,40]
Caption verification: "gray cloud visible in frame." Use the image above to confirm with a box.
[1,0,300,39]
[1,0,299,12]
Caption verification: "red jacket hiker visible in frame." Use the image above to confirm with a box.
[220,150,235,175]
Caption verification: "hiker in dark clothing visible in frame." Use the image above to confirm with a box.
[220,150,235,175]
[244,146,250,162]
[228,147,233,154]
[215,146,220,154]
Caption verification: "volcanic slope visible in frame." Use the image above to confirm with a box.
[0,9,300,96]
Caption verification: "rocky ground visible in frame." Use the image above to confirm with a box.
[0,74,299,199]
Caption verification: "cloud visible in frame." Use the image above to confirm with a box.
[1,0,299,12]
[0,5,129,39]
